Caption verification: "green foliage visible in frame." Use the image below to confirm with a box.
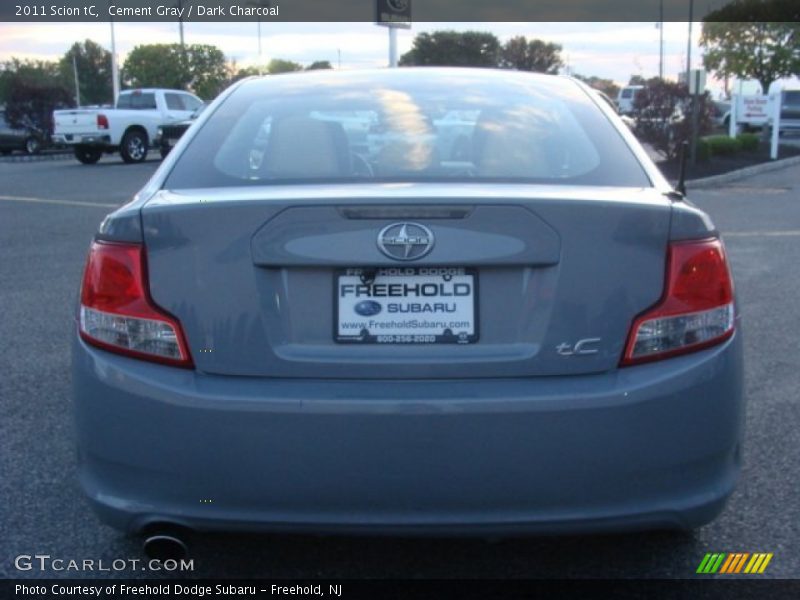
[736,132,760,152]
[695,138,712,162]
[0,58,72,132]
[5,77,73,134]
[228,64,262,84]
[0,58,64,104]
[399,31,501,67]
[573,74,619,99]
[701,6,800,93]
[704,134,741,156]
[306,61,333,70]
[267,59,303,74]
[399,31,564,74]
[500,36,563,74]
[122,44,228,99]
[631,80,713,160]
[59,39,112,105]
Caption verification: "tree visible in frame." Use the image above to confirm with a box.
[266,58,304,74]
[573,74,620,99]
[0,58,63,104]
[59,40,113,106]
[186,45,229,98]
[631,80,712,160]
[701,1,800,93]
[399,31,500,67]
[122,44,228,99]
[500,36,563,74]
[306,61,333,70]
[5,76,73,134]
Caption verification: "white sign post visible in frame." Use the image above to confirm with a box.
[770,93,781,160]
[728,95,738,138]
[375,0,411,68]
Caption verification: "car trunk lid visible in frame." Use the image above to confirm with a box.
[142,183,671,379]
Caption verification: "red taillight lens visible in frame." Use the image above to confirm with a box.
[97,114,109,129]
[79,241,193,368]
[621,238,735,366]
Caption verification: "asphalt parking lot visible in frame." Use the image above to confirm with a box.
[1,155,798,580]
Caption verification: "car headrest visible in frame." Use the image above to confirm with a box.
[472,109,554,178]
[262,116,350,179]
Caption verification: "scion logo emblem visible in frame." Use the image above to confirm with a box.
[377,222,434,261]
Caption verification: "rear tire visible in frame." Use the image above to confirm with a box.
[160,146,171,159]
[25,137,41,155]
[120,130,148,163]
[74,146,102,165]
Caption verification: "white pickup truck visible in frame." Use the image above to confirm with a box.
[52,88,203,164]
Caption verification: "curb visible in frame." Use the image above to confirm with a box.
[686,154,800,189]
[0,151,72,164]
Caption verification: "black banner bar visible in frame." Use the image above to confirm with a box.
[2,0,799,23]
[4,579,800,600]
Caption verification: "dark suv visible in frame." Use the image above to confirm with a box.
[0,110,46,155]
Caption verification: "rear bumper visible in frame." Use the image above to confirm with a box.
[52,133,112,146]
[72,331,744,535]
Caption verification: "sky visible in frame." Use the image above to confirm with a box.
[0,20,751,93]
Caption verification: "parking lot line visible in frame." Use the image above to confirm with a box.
[0,194,118,209]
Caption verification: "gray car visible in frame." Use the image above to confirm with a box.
[73,68,743,555]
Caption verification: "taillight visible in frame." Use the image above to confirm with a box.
[621,238,735,366]
[97,114,109,129]
[79,241,193,368]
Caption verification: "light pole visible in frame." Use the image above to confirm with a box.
[685,0,694,87]
[72,53,81,107]
[110,18,120,104]
[658,0,664,79]
[177,0,185,51]
[248,0,270,73]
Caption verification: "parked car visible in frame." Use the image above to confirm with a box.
[0,110,46,155]
[156,105,206,158]
[592,89,636,129]
[616,84,644,114]
[779,89,800,133]
[52,88,203,164]
[711,100,731,129]
[73,69,743,556]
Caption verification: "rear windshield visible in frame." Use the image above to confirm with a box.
[165,70,650,189]
[117,92,156,110]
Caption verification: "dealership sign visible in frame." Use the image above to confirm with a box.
[376,0,411,28]
[735,95,773,126]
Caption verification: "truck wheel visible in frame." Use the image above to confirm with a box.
[74,146,102,164]
[121,130,148,163]
[25,137,41,155]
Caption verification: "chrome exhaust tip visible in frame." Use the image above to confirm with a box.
[143,533,189,561]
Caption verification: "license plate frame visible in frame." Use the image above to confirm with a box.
[334,267,479,344]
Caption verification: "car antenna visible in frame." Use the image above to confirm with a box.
[675,141,689,197]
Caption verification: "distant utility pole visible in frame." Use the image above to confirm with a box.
[72,53,81,107]
[685,0,694,87]
[110,19,120,104]
[658,0,664,79]
[177,0,185,51]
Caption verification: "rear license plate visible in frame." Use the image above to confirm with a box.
[335,267,478,344]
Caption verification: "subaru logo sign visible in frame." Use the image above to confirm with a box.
[377,222,434,261]
[354,300,382,317]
